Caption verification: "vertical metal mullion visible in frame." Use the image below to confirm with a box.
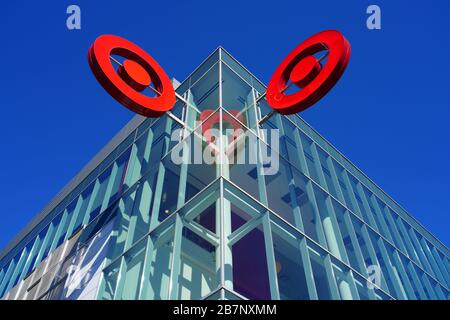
[112,256,127,300]
[382,206,408,254]
[341,171,363,219]
[278,118,304,230]
[430,247,450,283]
[408,227,434,276]
[396,217,421,265]
[341,211,377,300]
[64,196,83,240]
[4,247,28,294]
[168,214,183,300]
[310,143,328,190]
[294,129,311,178]
[124,143,140,189]
[261,213,280,299]
[327,156,345,203]
[355,182,378,230]
[176,141,189,210]
[249,88,260,136]
[18,236,41,281]
[418,237,446,284]
[324,196,348,262]
[104,197,129,265]
[346,270,361,300]
[0,259,16,297]
[218,49,226,301]
[32,223,55,270]
[122,191,139,251]
[149,163,166,230]
[369,194,394,243]
[376,239,408,299]
[391,251,417,299]
[323,254,341,300]
[406,262,427,299]
[49,209,68,252]
[360,225,389,291]
[220,182,233,292]
[0,269,5,288]
[342,211,368,275]
[149,117,175,231]
[138,236,155,299]
[100,162,119,212]
[298,237,318,299]
[421,273,438,299]
[305,180,327,248]
[82,179,101,226]
[175,92,195,211]
[433,282,446,299]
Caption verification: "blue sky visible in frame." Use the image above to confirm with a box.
[0,0,448,250]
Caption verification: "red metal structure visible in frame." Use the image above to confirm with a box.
[88,34,176,117]
[88,30,350,119]
[266,30,351,115]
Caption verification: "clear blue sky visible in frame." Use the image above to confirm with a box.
[0,1,448,250]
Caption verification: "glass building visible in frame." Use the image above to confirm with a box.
[0,48,449,300]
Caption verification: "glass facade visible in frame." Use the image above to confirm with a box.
[0,48,449,300]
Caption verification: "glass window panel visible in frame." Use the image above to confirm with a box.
[280,118,304,171]
[353,274,372,300]
[109,147,131,204]
[333,162,355,213]
[189,62,219,112]
[331,200,361,273]
[265,157,304,226]
[101,260,120,300]
[272,226,310,299]
[299,133,320,183]
[230,203,252,233]
[221,62,253,115]
[120,242,146,300]
[72,183,95,232]
[232,225,271,299]
[308,249,334,300]
[140,234,174,300]
[366,229,401,298]
[316,147,339,199]
[313,185,346,259]
[193,203,216,234]
[88,166,113,223]
[350,216,374,269]
[54,199,78,249]
[228,136,264,203]
[383,241,412,299]
[176,227,219,299]
[109,192,138,261]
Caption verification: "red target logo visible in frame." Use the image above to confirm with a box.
[266,30,351,115]
[88,35,175,118]
[88,30,350,119]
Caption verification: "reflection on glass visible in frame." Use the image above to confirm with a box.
[309,250,334,300]
[232,226,271,299]
[176,227,219,299]
[272,227,310,299]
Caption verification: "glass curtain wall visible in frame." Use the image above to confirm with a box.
[0,48,449,300]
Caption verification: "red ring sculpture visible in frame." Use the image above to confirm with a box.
[266,30,351,115]
[88,34,175,118]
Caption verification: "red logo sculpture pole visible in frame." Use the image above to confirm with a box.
[266,30,351,115]
[88,34,175,118]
